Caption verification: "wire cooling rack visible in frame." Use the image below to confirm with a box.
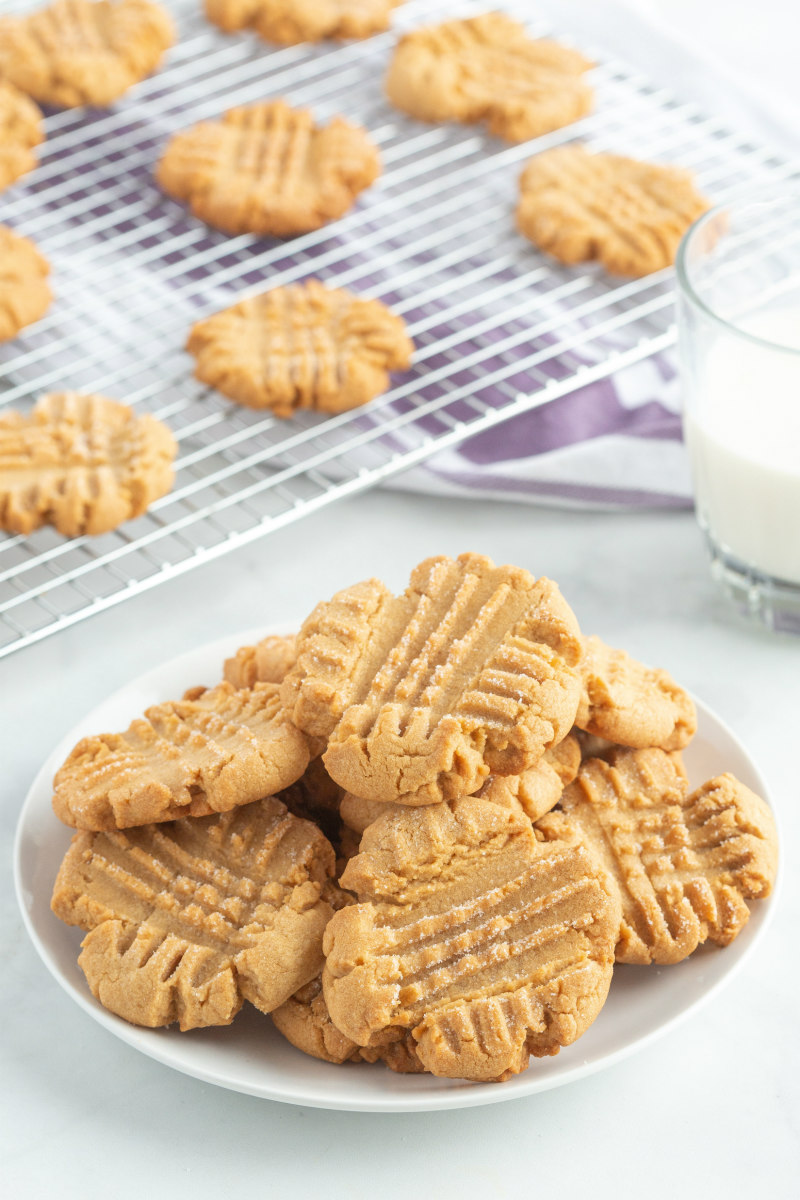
[1,0,798,657]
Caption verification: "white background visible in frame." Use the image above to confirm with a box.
[2,1,799,1197]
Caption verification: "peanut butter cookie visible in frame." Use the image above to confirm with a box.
[224,634,298,688]
[281,553,584,806]
[0,81,44,192]
[51,797,336,1028]
[52,681,311,830]
[0,392,175,537]
[323,795,620,1081]
[576,635,697,751]
[0,225,51,343]
[536,748,778,964]
[205,0,403,45]
[385,13,593,142]
[187,281,413,416]
[157,100,381,237]
[517,145,710,276]
[0,0,174,108]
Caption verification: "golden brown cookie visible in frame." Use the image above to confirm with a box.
[52,681,311,830]
[517,145,710,276]
[385,13,593,142]
[536,748,778,965]
[0,225,51,342]
[0,392,175,537]
[187,281,413,416]
[51,797,336,1028]
[224,634,298,688]
[479,731,581,821]
[0,81,44,192]
[0,0,174,108]
[272,975,425,1072]
[340,733,582,835]
[576,635,697,751]
[157,100,381,237]
[323,795,620,1081]
[282,553,583,806]
[205,0,403,44]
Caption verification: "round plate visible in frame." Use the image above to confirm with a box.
[14,627,779,1112]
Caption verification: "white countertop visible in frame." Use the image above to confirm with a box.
[3,1,799,1197]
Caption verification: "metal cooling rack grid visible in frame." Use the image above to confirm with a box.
[1,0,797,656]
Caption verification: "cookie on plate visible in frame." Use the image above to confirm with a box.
[0,0,174,107]
[205,0,403,44]
[576,635,697,751]
[385,13,593,142]
[272,975,424,1072]
[52,681,311,830]
[187,281,413,416]
[323,795,620,1080]
[0,81,44,192]
[0,392,175,537]
[517,145,710,276]
[340,733,582,835]
[281,553,584,806]
[0,225,51,343]
[157,100,381,237]
[536,748,778,964]
[224,634,298,688]
[51,796,336,1028]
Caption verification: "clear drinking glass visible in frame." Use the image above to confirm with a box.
[676,191,800,634]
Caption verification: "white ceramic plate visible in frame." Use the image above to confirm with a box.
[14,627,779,1112]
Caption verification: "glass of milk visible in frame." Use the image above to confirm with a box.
[677,191,800,633]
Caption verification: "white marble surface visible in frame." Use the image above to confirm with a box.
[3,0,800,1197]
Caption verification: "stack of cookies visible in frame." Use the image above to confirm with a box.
[50,553,778,1084]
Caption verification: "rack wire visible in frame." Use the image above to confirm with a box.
[1,0,797,657]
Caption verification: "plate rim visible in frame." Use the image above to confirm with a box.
[13,625,782,1113]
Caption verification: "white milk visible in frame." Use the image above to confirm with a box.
[684,309,800,584]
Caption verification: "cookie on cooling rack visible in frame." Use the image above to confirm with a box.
[0,392,176,537]
[205,0,403,44]
[156,100,381,237]
[0,0,174,108]
[52,680,311,830]
[536,747,778,964]
[516,145,710,276]
[0,81,44,192]
[385,12,593,142]
[281,552,583,806]
[0,225,51,343]
[187,280,413,416]
[51,796,337,1028]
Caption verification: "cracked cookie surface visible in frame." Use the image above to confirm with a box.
[536,748,777,964]
[323,795,620,1080]
[187,280,412,416]
[281,553,583,806]
[385,13,593,142]
[52,681,311,829]
[51,796,336,1027]
[0,0,174,107]
[157,100,381,236]
[0,391,175,537]
[517,145,710,276]
[576,635,697,751]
